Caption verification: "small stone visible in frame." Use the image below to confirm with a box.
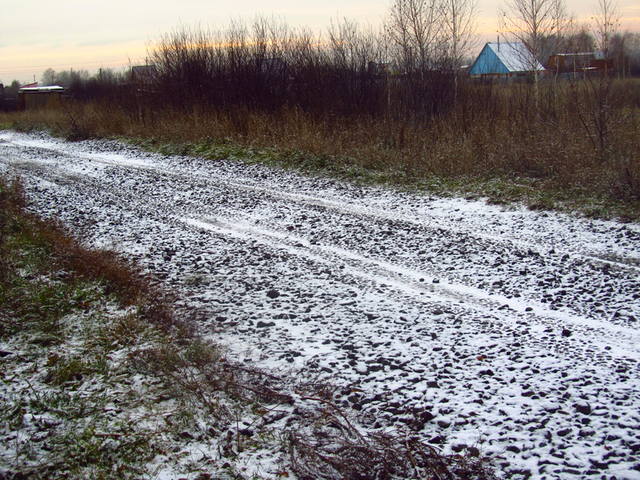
[416,411,435,425]
[256,321,275,328]
[574,402,591,415]
[589,460,609,470]
[561,328,572,337]
[266,289,280,299]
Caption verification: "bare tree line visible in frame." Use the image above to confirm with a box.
[10,0,639,154]
[144,16,463,119]
[26,0,638,107]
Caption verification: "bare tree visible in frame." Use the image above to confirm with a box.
[386,0,445,71]
[441,0,477,70]
[576,0,620,161]
[500,0,568,101]
[623,32,640,76]
[440,0,477,105]
[592,0,619,66]
[41,68,56,86]
[501,0,568,62]
[563,24,596,53]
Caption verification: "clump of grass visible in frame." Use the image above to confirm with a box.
[45,355,97,385]
[290,428,494,480]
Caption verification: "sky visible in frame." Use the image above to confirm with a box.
[1,0,639,84]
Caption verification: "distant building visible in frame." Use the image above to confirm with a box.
[469,42,545,79]
[18,85,65,110]
[546,52,613,77]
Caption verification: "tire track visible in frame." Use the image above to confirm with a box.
[2,131,640,479]
[2,133,638,273]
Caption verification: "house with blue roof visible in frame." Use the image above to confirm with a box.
[469,42,545,78]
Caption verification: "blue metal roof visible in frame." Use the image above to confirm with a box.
[469,42,545,75]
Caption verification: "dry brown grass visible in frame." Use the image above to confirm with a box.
[2,79,639,218]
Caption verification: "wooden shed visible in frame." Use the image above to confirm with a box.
[18,85,65,110]
[546,52,613,77]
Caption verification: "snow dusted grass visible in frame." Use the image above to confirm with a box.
[0,177,496,479]
[0,179,262,478]
[0,224,157,475]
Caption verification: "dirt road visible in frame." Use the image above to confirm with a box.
[1,131,639,479]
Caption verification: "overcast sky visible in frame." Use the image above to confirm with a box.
[1,0,639,83]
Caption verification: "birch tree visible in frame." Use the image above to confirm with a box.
[501,0,568,63]
[593,0,619,63]
[500,0,568,102]
[386,0,445,71]
[441,0,477,104]
[441,0,477,70]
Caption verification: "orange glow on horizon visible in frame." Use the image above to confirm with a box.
[0,41,149,83]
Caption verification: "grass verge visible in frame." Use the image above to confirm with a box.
[0,176,496,479]
[126,135,640,222]
[1,100,639,221]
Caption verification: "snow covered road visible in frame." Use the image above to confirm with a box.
[1,131,639,479]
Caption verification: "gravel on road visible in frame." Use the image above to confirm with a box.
[1,131,639,479]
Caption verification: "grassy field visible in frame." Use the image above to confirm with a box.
[2,78,639,221]
[0,178,252,479]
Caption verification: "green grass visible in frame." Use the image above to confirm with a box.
[0,178,207,478]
